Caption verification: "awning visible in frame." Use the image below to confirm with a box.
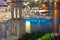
[37,10,49,13]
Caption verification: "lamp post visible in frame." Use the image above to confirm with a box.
[34,0,38,4]
[53,1,58,36]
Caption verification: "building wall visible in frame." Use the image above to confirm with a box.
[4,0,25,38]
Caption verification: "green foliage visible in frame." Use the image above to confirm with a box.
[18,31,44,40]
[10,36,16,40]
[36,33,55,40]
[18,31,55,40]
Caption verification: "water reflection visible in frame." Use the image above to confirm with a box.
[24,16,53,32]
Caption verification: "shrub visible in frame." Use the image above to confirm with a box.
[18,31,55,40]
[36,33,55,40]
[18,31,44,40]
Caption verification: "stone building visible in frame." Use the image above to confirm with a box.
[6,0,25,39]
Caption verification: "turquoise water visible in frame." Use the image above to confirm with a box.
[23,17,54,33]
